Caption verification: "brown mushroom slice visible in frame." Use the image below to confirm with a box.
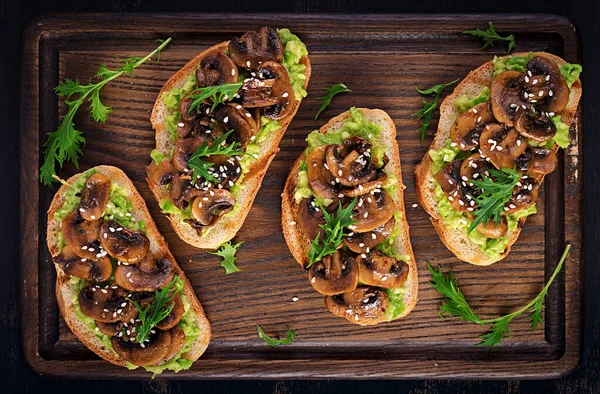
[191,189,236,226]
[155,292,185,331]
[78,285,134,323]
[325,137,377,187]
[342,172,387,198]
[525,56,569,114]
[460,153,492,184]
[241,61,294,120]
[343,216,395,254]
[195,50,238,88]
[505,177,539,214]
[79,173,111,221]
[111,330,172,367]
[325,286,389,322]
[350,191,395,233]
[214,104,256,149]
[451,102,496,151]
[513,106,557,142]
[228,27,284,70]
[297,197,326,241]
[491,70,531,127]
[149,160,179,187]
[433,161,471,213]
[308,252,359,296]
[178,97,197,122]
[53,245,112,282]
[479,124,527,169]
[306,145,337,200]
[155,326,186,366]
[95,321,122,336]
[468,214,509,239]
[172,136,208,173]
[204,155,241,189]
[99,220,150,264]
[114,257,175,293]
[528,148,558,175]
[61,209,103,260]
[356,250,409,289]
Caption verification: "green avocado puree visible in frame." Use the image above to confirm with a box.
[454,87,490,114]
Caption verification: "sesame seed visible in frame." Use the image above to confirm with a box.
[372,233,377,239]
[549,90,553,97]
[231,69,236,76]
[246,61,251,67]
[289,221,296,225]
[311,277,316,283]
[532,79,538,85]
[282,92,289,98]
[450,142,457,147]
[354,314,359,321]
[538,91,544,97]
[477,116,482,123]
[223,116,229,123]
[472,107,478,113]
[292,296,299,302]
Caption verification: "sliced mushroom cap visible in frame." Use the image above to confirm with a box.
[308,252,359,296]
[434,161,471,213]
[78,285,134,323]
[61,209,103,260]
[297,197,326,241]
[168,175,194,210]
[451,102,496,151]
[528,148,558,175]
[149,159,179,186]
[468,214,508,239]
[95,321,122,336]
[341,172,387,198]
[491,70,531,127]
[214,104,256,149]
[178,97,197,122]
[241,61,294,120]
[306,145,337,200]
[505,177,539,214]
[325,286,389,322]
[53,244,112,282]
[460,153,492,188]
[356,250,409,289]
[172,136,208,173]
[114,256,175,292]
[79,173,111,221]
[195,50,238,87]
[350,191,395,233]
[154,326,186,366]
[191,189,236,226]
[526,56,569,113]
[325,137,377,187]
[204,155,241,189]
[228,27,284,70]
[513,106,557,142]
[111,329,172,367]
[343,216,395,254]
[99,220,150,264]
[156,292,185,331]
[479,124,527,169]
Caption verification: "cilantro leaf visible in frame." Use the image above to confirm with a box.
[208,241,244,274]
[127,279,177,344]
[464,22,516,54]
[412,79,459,144]
[315,83,351,120]
[188,82,242,114]
[257,325,296,347]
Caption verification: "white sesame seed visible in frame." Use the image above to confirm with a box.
[246,61,251,67]
[292,296,299,302]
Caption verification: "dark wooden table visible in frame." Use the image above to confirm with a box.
[2,0,599,392]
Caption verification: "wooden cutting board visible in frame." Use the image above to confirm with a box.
[20,13,583,379]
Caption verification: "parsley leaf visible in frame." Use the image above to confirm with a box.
[187,130,246,183]
[464,22,516,54]
[412,79,459,144]
[315,83,351,120]
[208,241,244,274]
[257,325,296,347]
[40,38,172,186]
[188,82,242,114]
[427,244,570,347]
[127,279,177,344]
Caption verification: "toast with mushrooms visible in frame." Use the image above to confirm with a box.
[282,108,418,325]
[415,52,582,265]
[147,27,311,249]
[47,165,210,374]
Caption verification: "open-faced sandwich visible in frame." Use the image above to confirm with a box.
[147,27,311,249]
[47,166,210,374]
[415,52,582,265]
[282,108,418,325]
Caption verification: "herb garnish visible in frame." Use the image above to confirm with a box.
[463,22,516,54]
[127,278,177,344]
[208,241,244,274]
[307,198,357,267]
[467,167,522,234]
[257,325,296,347]
[187,130,246,183]
[315,83,352,120]
[427,244,570,347]
[40,38,172,186]
[412,79,459,144]
[187,82,243,114]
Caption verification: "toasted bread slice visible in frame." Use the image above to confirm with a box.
[148,37,311,250]
[47,165,210,370]
[415,52,582,265]
[282,109,418,325]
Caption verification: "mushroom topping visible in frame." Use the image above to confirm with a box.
[149,160,178,187]
[79,173,111,221]
[95,321,122,336]
[168,175,194,210]
[297,197,326,241]
[351,191,395,233]
[214,104,256,149]
[61,210,103,260]
[356,250,409,289]
[195,50,238,87]
[204,155,241,189]
[505,177,539,214]
[156,293,185,331]
[470,215,508,239]
[451,102,496,151]
[528,148,558,175]
[172,136,208,173]
[53,245,112,282]
[306,145,337,200]
[434,161,470,213]
[99,220,150,264]
[228,27,284,70]
[155,326,186,366]
[341,172,387,198]
[460,153,491,192]
[111,329,172,367]
[325,137,377,187]
[325,286,389,322]
[479,124,527,169]
[308,252,359,296]
[525,56,569,114]
[114,256,175,292]
[491,70,531,127]
[78,285,134,323]
[178,97,197,122]
[191,189,236,226]
[513,106,557,142]
[240,61,294,120]
[343,216,395,254]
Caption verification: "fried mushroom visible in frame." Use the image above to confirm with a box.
[308,252,359,296]
[479,124,527,169]
[325,286,389,322]
[99,220,150,264]
[79,173,111,221]
[228,27,284,70]
[356,251,409,289]
[53,245,112,282]
[451,102,496,151]
[114,255,175,292]
[191,189,236,226]
[61,209,103,260]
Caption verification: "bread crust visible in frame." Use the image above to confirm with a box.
[147,38,311,250]
[414,52,582,265]
[46,165,210,369]
[281,109,419,325]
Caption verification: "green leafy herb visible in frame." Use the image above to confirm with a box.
[257,325,296,347]
[188,82,242,114]
[315,83,351,119]
[428,244,570,347]
[307,198,357,267]
[412,79,459,144]
[467,167,522,234]
[208,241,244,274]
[40,38,172,186]
[187,130,246,183]
[464,22,516,54]
[127,278,177,344]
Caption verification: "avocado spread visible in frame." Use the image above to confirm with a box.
[492,52,534,77]
[454,87,491,114]
[559,63,583,88]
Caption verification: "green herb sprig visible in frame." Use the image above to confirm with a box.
[188,82,242,114]
[463,22,516,54]
[208,241,244,274]
[40,38,172,186]
[315,83,351,120]
[127,279,177,344]
[427,244,570,347]
[187,130,246,183]
[412,79,459,144]
[257,325,296,347]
